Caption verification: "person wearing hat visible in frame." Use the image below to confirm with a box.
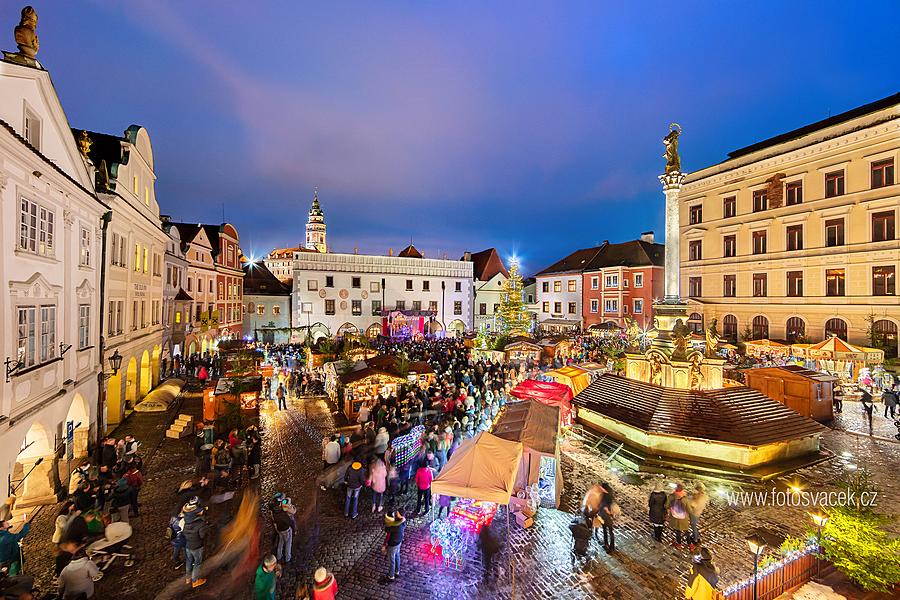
[0,519,29,575]
[685,547,720,599]
[648,481,668,542]
[181,498,209,588]
[668,483,691,549]
[253,554,280,600]
[382,509,407,582]
[344,459,367,519]
[312,566,337,600]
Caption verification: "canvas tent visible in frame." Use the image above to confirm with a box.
[431,431,523,504]
[510,379,574,426]
[544,365,591,395]
[491,400,563,507]
[134,379,185,412]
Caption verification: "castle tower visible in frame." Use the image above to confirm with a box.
[305,188,327,253]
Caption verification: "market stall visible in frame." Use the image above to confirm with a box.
[544,365,590,396]
[510,379,574,427]
[339,367,406,420]
[797,336,884,381]
[577,362,607,381]
[503,338,542,364]
[491,400,563,507]
[204,376,263,422]
[743,339,791,358]
[408,360,437,389]
[472,348,506,363]
[744,366,836,422]
[541,338,573,361]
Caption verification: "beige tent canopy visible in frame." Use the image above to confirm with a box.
[544,365,591,395]
[134,379,185,412]
[431,431,523,504]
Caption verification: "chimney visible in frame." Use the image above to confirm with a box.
[353,247,359,254]
[463,251,472,262]
[640,231,655,243]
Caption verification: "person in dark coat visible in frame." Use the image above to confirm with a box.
[479,523,501,581]
[648,481,668,542]
[882,386,898,419]
[569,514,592,561]
[181,499,209,588]
[598,481,616,552]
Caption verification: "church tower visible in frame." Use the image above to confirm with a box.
[305,188,327,253]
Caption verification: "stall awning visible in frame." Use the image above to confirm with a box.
[510,379,574,424]
[544,365,591,395]
[431,431,523,504]
[134,379,185,412]
[541,318,581,327]
[492,400,560,455]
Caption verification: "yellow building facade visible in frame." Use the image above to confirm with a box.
[679,94,899,357]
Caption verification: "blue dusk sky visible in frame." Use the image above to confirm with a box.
[11,1,899,274]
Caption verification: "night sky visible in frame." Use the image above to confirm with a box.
[15,1,899,275]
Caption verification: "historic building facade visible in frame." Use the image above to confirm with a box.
[243,261,292,344]
[169,223,220,356]
[0,34,106,505]
[466,248,509,332]
[680,93,899,356]
[534,247,598,333]
[161,218,190,362]
[581,234,665,330]
[86,125,168,427]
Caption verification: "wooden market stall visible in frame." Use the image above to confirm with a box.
[204,376,263,422]
[744,365,836,422]
[491,400,563,508]
[577,362,607,381]
[743,339,791,358]
[472,348,506,363]
[503,337,542,364]
[544,365,591,395]
[540,337,573,361]
[339,367,406,420]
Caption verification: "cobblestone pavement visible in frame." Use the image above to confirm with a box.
[19,388,900,600]
[831,399,900,440]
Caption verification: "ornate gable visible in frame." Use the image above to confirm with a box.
[9,272,62,299]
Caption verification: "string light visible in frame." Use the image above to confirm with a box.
[722,543,818,596]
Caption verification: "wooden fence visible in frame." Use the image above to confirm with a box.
[724,551,818,600]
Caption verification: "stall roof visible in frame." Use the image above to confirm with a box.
[339,366,406,385]
[431,431,523,504]
[749,365,838,383]
[511,379,573,405]
[134,379,185,412]
[214,376,263,395]
[492,400,559,455]
[575,374,826,446]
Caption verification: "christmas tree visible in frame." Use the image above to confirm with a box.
[497,258,531,336]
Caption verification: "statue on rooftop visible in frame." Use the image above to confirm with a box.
[672,318,691,358]
[77,130,92,160]
[14,6,39,58]
[663,123,682,174]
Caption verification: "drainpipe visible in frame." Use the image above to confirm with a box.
[95,211,113,456]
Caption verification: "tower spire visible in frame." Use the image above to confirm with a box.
[305,187,326,252]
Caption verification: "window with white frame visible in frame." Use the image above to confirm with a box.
[19,198,54,256]
[591,276,599,289]
[604,274,619,288]
[39,305,56,363]
[590,299,599,313]
[634,273,643,287]
[79,305,90,348]
[79,227,91,266]
[604,299,618,313]
[633,299,643,314]
[17,306,36,367]
[24,107,41,150]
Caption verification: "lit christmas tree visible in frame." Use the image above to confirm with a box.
[497,257,531,335]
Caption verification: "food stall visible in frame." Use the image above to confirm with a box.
[797,337,884,381]
[491,400,563,507]
[204,375,263,422]
[544,365,591,395]
[339,367,406,420]
[541,337,573,361]
[510,379,574,427]
[503,338,542,364]
[408,360,437,389]
[577,362,607,381]
[743,339,791,358]
[472,348,506,363]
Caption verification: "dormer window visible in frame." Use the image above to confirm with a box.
[24,107,41,151]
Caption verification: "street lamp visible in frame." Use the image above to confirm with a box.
[810,509,829,576]
[745,533,766,600]
[106,350,123,378]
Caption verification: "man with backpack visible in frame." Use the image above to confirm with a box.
[180,498,209,588]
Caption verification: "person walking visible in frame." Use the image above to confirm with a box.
[253,554,280,600]
[57,548,100,599]
[344,459,366,519]
[382,509,407,582]
[882,386,898,419]
[479,523,501,581]
[648,481,668,542]
[685,547,720,599]
[598,481,617,553]
[668,484,691,549]
[272,499,295,563]
[687,482,709,548]
[369,457,388,513]
[181,499,209,588]
[581,482,604,541]
[0,520,29,575]
[569,514,593,563]
[414,462,434,515]
[312,567,338,600]
[276,383,287,410]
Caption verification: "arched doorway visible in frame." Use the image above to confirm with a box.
[13,421,56,506]
[188,341,197,356]
[448,319,466,335]
[65,393,91,483]
[824,318,848,340]
[106,370,123,426]
[125,356,138,410]
[139,350,151,398]
[337,323,358,337]
[427,320,443,335]
[366,323,382,339]
[151,345,161,386]
[722,315,738,341]
[873,320,899,359]
[785,317,806,343]
[688,312,703,334]
[201,338,209,354]
[752,315,769,340]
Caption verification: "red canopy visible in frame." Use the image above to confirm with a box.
[510,380,573,426]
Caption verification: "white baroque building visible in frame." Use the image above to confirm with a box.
[291,247,474,340]
[0,45,106,506]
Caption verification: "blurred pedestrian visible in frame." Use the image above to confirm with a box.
[312,567,338,600]
[687,482,709,547]
[668,484,690,549]
[685,547,720,599]
[648,481,667,542]
[253,554,280,600]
